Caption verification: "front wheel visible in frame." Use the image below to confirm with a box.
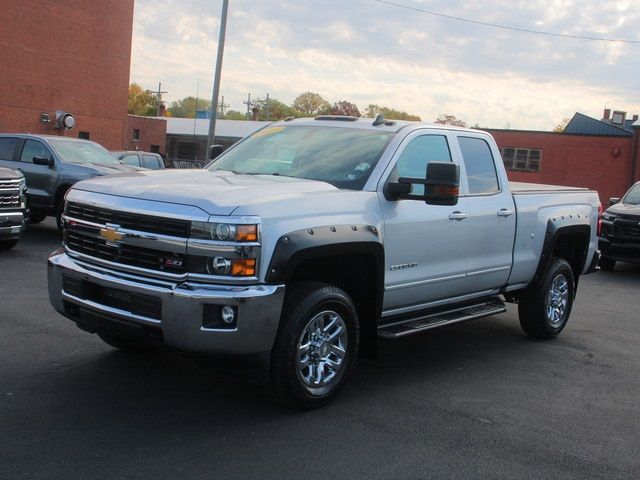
[269,282,360,409]
[518,258,575,339]
[0,239,18,251]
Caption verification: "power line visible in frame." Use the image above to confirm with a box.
[371,0,640,44]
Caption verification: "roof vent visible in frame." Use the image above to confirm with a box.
[314,115,358,122]
[611,111,626,125]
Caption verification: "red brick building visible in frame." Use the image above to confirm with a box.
[487,113,640,203]
[124,115,167,154]
[0,0,145,151]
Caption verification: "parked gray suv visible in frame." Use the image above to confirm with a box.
[0,134,143,228]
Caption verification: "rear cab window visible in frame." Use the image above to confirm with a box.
[143,154,160,169]
[0,137,19,161]
[121,154,140,167]
[457,136,500,195]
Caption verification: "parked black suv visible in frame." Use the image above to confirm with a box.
[0,134,143,228]
[0,167,27,250]
[599,181,640,270]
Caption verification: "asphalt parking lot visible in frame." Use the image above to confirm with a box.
[1,219,639,480]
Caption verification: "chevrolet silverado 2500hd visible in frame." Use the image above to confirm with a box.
[0,167,27,250]
[47,116,601,408]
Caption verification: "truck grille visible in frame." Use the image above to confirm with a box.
[0,179,21,190]
[66,202,190,238]
[65,229,186,274]
[0,191,20,208]
[614,219,640,240]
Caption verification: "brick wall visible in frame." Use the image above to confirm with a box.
[487,130,634,203]
[124,116,167,154]
[0,0,134,149]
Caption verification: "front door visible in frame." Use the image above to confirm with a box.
[379,131,470,315]
[17,139,58,210]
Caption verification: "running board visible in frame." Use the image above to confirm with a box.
[378,299,507,339]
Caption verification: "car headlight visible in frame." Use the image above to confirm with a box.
[602,212,617,221]
[18,178,26,191]
[190,221,258,242]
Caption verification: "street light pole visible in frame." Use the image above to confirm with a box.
[205,0,229,161]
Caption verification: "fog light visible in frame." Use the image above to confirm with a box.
[220,305,236,324]
[207,257,231,275]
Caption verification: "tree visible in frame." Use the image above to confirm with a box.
[331,100,361,117]
[128,83,157,116]
[168,96,212,118]
[434,114,467,127]
[365,104,421,121]
[292,92,331,117]
[252,97,302,121]
[553,118,570,133]
[223,110,246,120]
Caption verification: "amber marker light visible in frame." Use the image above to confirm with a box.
[235,225,258,242]
[231,258,256,276]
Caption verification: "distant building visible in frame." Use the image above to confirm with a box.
[165,118,270,166]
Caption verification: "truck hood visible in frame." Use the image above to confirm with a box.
[71,169,340,215]
[607,202,640,218]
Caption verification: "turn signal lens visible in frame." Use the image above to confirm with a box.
[235,225,258,242]
[231,258,256,277]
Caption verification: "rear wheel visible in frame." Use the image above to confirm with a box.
[269,282,359,409]
[518,258,575,339]
[0,239,18,251]
[599,257,616,271]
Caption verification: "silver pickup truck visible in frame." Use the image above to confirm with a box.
[47,116,601,408]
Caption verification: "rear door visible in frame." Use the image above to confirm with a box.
[455,135,516,292]
[379,130,470,314]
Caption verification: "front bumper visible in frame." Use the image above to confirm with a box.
[599,237,640,264]
[47,252,285,356]
[0,211,26,240]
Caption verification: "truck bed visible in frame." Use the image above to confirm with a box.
[510,181,591,195]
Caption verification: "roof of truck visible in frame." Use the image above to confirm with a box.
[271,116,480,134]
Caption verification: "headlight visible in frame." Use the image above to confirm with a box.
[602,212,617,221]
[18,178,26,191]
[191,221,258,242]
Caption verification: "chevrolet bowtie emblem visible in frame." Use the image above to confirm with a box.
[99,224,125,245]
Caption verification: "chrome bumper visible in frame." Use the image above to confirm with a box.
[47,252,285,355]
[0,211,25,239]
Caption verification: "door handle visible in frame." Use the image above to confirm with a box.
[497,208,514,217]
[449,211,468,220]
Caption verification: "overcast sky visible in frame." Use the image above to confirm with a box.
[130,0,639,130]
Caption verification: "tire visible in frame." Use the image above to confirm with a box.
[518,257,575,339]
[29,212,47,224]
[599,257,616,271]
[269,281,360,409]
[0,239,18,251]
[97,331,157,353]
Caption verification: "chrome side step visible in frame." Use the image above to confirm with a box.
[378,298,506,339]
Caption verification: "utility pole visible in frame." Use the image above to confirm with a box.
[265,93,270,121]
[193,77,199,161]
[153,82,167,116]
[206,0,229,159]
[243,93,252,119]
[218,95,229,117]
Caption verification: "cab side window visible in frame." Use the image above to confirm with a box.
[0,137,19,161]
[395,135,451,195]
[143,154,160,169]
[20,140,51,164]
[121,154,140,167]
[458,136,500,195]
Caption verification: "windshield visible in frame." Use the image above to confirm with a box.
[208,126,394,190]
[623,183,640,205]
[48,138,121,165]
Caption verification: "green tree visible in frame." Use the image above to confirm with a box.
[434,114,467,127]
[168,96,212,118]
[252,97,303,121]
[223,110,246,120]
[365,104,421,121]
[128,83,157,116]
[331,100,361,117]
[292,92,331,117]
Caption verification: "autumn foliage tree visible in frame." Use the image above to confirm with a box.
[553,118,570,133]
[292,92,331,117]
[365,104,421,121]
[434,114,467,127]
[331,101,361,117]
[168,96,211,118]
[128,83,157,116]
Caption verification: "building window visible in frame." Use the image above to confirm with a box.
[500,147,541,172]
[150,144,160,153]
[132,129,140,141]
[177,141,196,159]
[78,131,90,140]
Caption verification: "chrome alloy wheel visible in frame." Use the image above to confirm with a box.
[296,310,347,388]
[546,274,569,326]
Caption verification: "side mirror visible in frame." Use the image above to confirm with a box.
[608,197,621,205]
[424,162,460,206]
[33,156,54,167]
[209,144,224,160]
